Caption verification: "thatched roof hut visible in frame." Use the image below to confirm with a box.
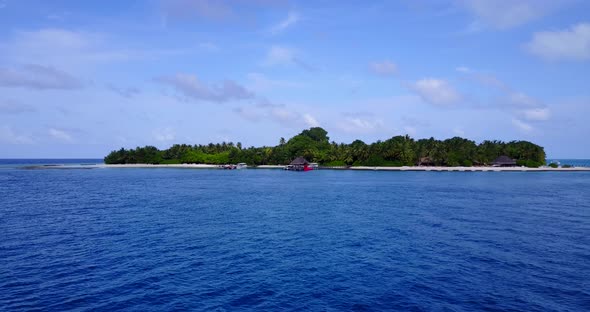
[492,155,516,167]
[418,157,434,166]
[290,157,309,166]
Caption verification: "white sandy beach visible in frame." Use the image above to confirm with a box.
[97,164,590,172]
[348,166,590,172]
[20,163,590,171]
[103,164,219,169]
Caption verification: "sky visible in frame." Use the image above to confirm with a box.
[0,0,589,158]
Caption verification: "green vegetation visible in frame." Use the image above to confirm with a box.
[548,162,559,168]
[104,127,546,167]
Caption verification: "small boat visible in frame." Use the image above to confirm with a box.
[219,163,248,170]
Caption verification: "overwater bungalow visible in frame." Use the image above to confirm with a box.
[492,155,517,167]
[285,157,313,171]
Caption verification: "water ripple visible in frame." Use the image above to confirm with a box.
[1,169,589,311]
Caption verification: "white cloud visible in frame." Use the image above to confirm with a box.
[153,127,176,142]
[455,66,471,73]
[0,64,83,90]
[411,78,461,106]
[0,126,34,144]
[270,107,320,128]
[2,28,186,70]
[459,68,551,124]
[512,118,533,132]
[509,92,538,107]
[48,128,73,142]
[457,68,550,117]
[369,60,397,76]
[337,115,384,134]
[459,0,564,30]
[4,29,109,67]
[261,45,318,72]
[453,127,466,136]
[235,100,320,128]
[302,113,320,127]
[526,23,590,61]
[156,73,254,103]
[520,107,551,121]
[263,45,296,66]
[269,11,299,35]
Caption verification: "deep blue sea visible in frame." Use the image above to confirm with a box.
[1,160,590,311]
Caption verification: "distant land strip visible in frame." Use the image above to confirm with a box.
[20,163,590,171]
[104,127,555,168]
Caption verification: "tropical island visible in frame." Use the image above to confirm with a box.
[104,127,547,168]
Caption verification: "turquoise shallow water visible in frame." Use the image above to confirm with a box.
[1,165,589,311]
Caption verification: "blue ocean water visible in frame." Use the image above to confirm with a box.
[547,159,590,167]
[1,166,589,311]
[0,159,103,168]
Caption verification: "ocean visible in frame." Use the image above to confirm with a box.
[546,159,590,167]
[0,159,104,167]
[1,161,589,311]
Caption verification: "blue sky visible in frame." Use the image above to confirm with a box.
[0,0,589,158]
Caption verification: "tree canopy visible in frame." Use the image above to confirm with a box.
[104,127,546,167]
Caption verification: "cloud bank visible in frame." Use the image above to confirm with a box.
[411,78,461,106]
[0,64,83,90]
[156,73,254,103]
[526,23,590,61]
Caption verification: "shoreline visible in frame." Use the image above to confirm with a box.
[105,164,590,171]
[347,166,590,172]
[21,163,589,172]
